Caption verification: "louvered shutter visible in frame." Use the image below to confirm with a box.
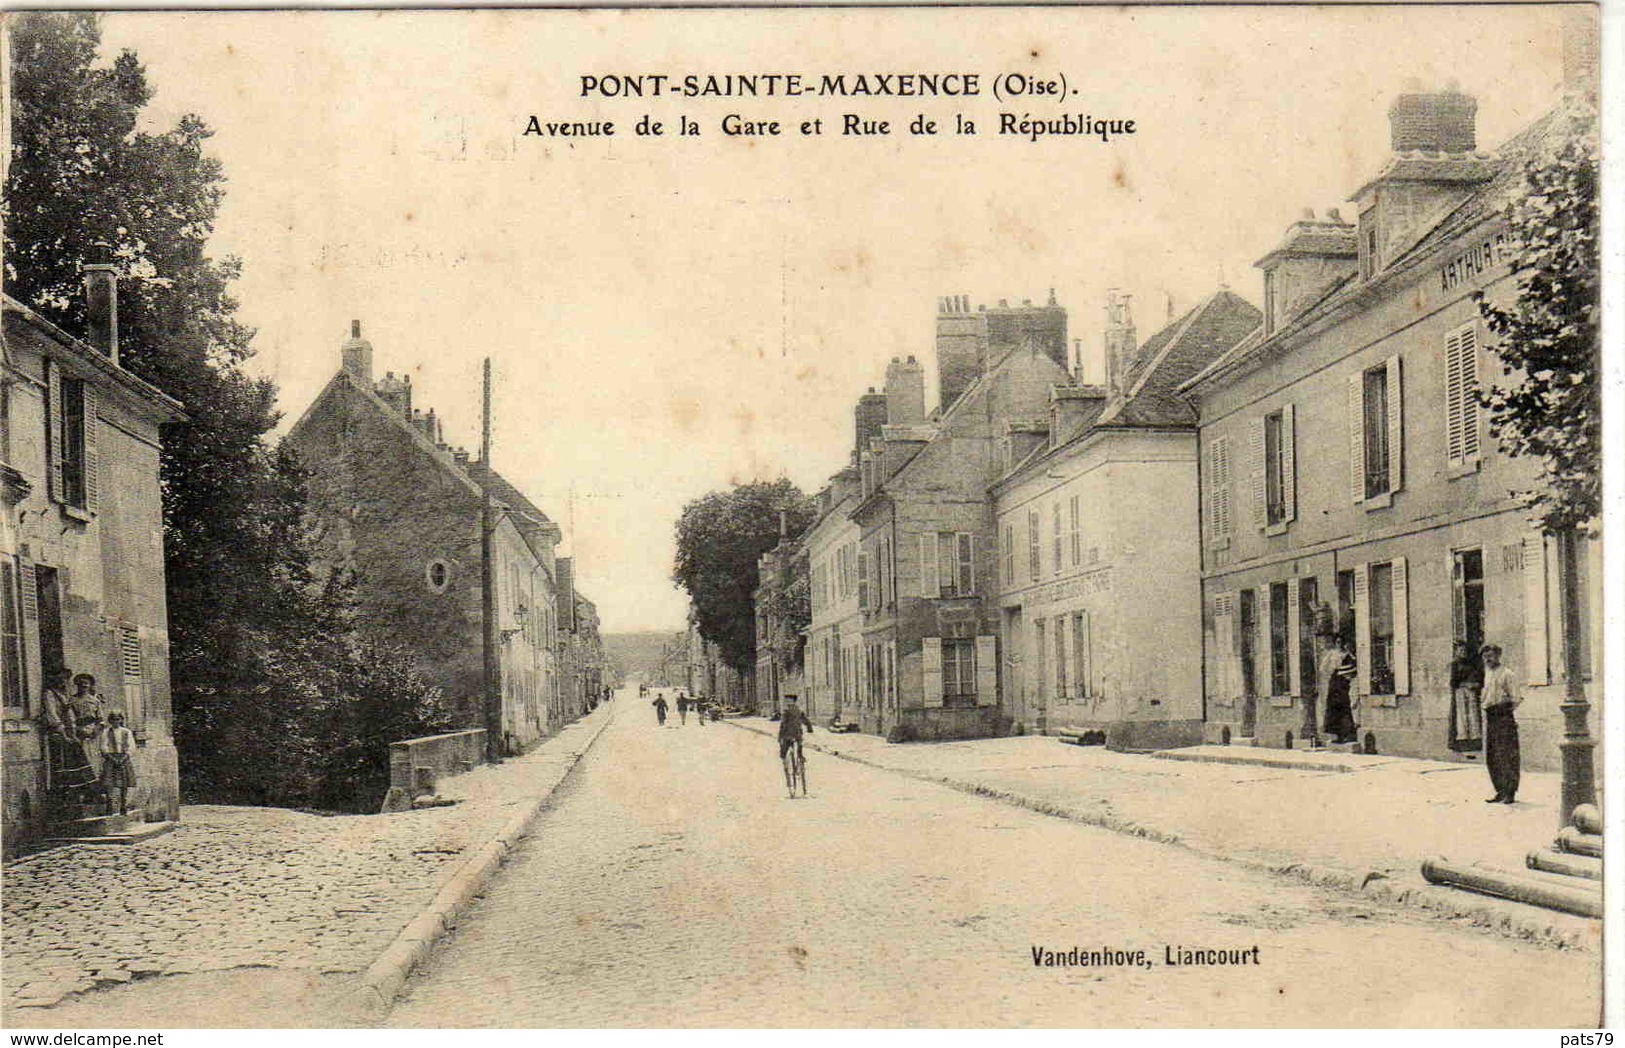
[1281,403,1296,523]
[1391,556,1410,695]
[1287,577,1302,695]
[1077,612,1092,699]
[1212,594,1236,703]
[1445,327,1466,464]
[46,360,64,504]
[1386,355,1404,494]
[1354,565,1372,697]
[976,635,998,706]
[1258,587,1275,696]
[82,386,100,513]
[1348,372,1366,503]
[919,534,938,598]
[1459,327,1480,460]
[1524,535,1550,685]
[1250,416,1267,528]
[921,637,944,707]
[1203,443,1217,545]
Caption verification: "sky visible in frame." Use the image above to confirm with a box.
[92,5,1574,634]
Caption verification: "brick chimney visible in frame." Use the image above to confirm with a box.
[375,371,412,416]
[1103,290,1135,400]
[341,320,374,383]
[884,355,925,424]
[1388,86,1477,153]
[855,388,887,457]
[935,294,984,413]
[83,264,119,363]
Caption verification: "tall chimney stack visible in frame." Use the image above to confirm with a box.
[1388,85,1477,153]
[1104,290,1136,400]
[885,355,926,424]
[341,319,374,383]
[83,264,119,363]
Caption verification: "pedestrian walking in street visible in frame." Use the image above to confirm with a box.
[653,693,669,727]
[1320,635,1358,745]
[694,697,707,725]
[1480,644,1521,803]
[1448,639,1484,753]
[100,711,138,816]
[676,692,689,726]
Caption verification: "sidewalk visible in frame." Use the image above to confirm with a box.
[2,701,616,1028]
[730,718,1600,949]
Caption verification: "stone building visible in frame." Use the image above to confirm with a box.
[992,288,1260,746]
[803,464,862,725]
[1181,88,1601,769]
[286,323,570,753]
[753,519,805,719]
[843,294,1074,739]
[2,275,184,854]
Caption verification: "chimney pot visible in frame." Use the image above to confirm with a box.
[1327,207,1345,224]
[999,298,1008,308]
[82,264,120,363]
[351,319,361,339]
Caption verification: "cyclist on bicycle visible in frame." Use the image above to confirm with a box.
[778,695,813,762]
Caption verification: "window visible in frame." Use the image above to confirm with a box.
[1359,209,1377,280]
[942,638,977,707]
[1444,323,1481,466]
[922,532,974,598]
[1054,615,1068,700]
[1051,502,1063,575]
[46,362,96,513]
[1368,563,1395,694]
[1027,510,1041,580]
[955,532,974,596]
[1349,357,1402,502]
[1069,496,1081,567]
[1205,436,1232,546]
[1,561,23,713]
[1451,548,1485,653]
[1297,577,1319,699]
[1260,406,1295,527]
[1268,582,1290,696]
[857,549,870,609]
[1003,523,1015,585]
[1071,612,1091,700]
[426,559,451,592]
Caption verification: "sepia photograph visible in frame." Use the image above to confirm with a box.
[0,2,1609,1031]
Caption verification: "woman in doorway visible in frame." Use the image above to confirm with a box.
[1320,636,1359,745]
[1448,639,1484,752]
[41,668,99,795]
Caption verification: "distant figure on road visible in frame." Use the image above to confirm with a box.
[1480,644,1521,804]
[652,693,669,727]
[693,696,706,725]
[676,693,689,725]
[777,695,813,762]
[1320,635,1358,745]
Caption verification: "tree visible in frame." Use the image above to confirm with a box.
[672,479,813,674]
[1474,100,1599,826]
[6,13,449,812]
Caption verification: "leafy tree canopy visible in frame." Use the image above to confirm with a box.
[672,478,813,674]
[1476,103,1600,535]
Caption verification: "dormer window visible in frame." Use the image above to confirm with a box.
[1358,208,1378,280]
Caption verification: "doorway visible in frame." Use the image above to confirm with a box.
[34,566,64,687]
[1238,588,1257,736]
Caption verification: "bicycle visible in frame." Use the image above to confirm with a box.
[782,738,808,798]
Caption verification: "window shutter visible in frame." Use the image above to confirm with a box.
[922,637,944,707]
[1354,565,1372,697]
[1216,438,1231,538]
[1391,556,1410,695]
[1445,327,1466,464]
[1281,403,1296,522]
[857,549,869,609]
[919,534,938,598]
[82,385,100,513]
[1287,576,1302,696]
[1212,594,1236,702]
[1523,534,1550,685]
[46,360,64,504]
[975,635,997,706]
[1348,371,1365,503]
[1251,589,1270,698]
[19,562,37,622]
[1386,355,1404,494]
[1076,612,1092,699]
[1459,327,1479,460]
[1250,416,1267,528]
[959,532,975,596]
[887,641,897,708]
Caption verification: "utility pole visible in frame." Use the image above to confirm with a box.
[481,357,502,762]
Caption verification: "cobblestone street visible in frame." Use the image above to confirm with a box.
[387,706,1600,1028]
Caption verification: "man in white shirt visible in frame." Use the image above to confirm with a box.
[1480,644,1521,804]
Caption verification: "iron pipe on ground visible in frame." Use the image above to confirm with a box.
[1555,826,1603,859]
[1420,857,1603,918]
[1526,848,1602,881]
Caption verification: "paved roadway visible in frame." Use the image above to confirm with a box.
[386,691,1599,1028]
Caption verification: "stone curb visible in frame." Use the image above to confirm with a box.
[347,706,617,1019]
[723,719,1595,951]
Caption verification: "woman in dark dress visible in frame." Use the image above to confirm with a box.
[1321,636,1359,744]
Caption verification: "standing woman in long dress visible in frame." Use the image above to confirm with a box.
[1320,636,1359,745]
[42,668,99,794]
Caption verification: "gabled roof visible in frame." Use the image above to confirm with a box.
[1181,105,1569,394]
[464,459,564,543]
[3,295,186,420]
[1110,289,1262,423]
